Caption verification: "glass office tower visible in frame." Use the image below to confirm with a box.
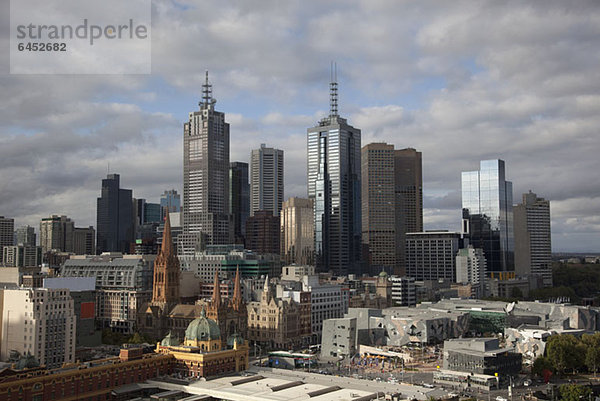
[461,159,514,275]
[307,78,361,275]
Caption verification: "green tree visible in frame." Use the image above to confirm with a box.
[558,384,592,401]
[546,335,585,375]
[532,356,554,377]
[582,333,600,376]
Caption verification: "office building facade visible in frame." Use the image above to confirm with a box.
[461,160,514,275]
[456,245,487,298]
[250,144,284,217]
[39,215,74,254]
[406,231,462,282]
[2,245,42,267]
[307,78,361,274]
[514,191,552,286]
[0,217,14,261]
[160,189,181,216]
[96,173,134,254]
[181,71,233,256]
[390,276,417,306]
[245,210,280,255]
[280,197,314,265]
[230,161,250,245]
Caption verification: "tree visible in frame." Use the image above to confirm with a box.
[532,356,554,377]
[558,384,592,401]
[546,335,586,375]
[582,333,600,376]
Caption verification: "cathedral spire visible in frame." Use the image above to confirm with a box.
[151,208,180,305]
[161,208,174,257]
[232,267,242,309]
[212,269,222,307]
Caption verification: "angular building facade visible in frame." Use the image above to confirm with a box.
[230,161,250,245]
[180,71,233,256]
[250,144,284,217]
[96,173,134,254]
[461,160,514,275]
[280,197,314,265]
[514,191,552,286]
[307,77,361,274]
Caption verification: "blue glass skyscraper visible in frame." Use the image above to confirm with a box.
[461,160,514,275]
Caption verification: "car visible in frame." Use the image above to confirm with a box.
[422,383,435,388]
[496,397,508,401]
[523,379,532,387]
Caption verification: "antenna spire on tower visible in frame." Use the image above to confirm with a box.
[329,62,338,118]
[200,70,216,108]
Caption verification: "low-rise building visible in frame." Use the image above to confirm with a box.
[321,317,357,359]
[390,276,416,306]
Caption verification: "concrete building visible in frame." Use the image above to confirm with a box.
[389,276,416,306]
[230,161,250,245]
[361,144,423,276]
[307,77,361,275]
[0,288,76,368]
[61,254,155,333]
[250,144,284,217]
[280,197,314,265]
[96,174,134,254]
[462,159,514,275]
[514,191,552,287]
[0,216,14,265]
[2,245,42,267]
[442,338,522,379]
[42,277,101,348]
[72,226,95,255]
[180,71,233,256]
[456,245,486,298]
[321,317,357,359]
[245,210,280,255]
[14,225,35,247]
[406,231,462,282]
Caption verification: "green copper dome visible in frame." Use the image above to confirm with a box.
[185,309,221,342]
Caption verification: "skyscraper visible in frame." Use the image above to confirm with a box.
[250,144,284,217]
[461,159,514,275]
[15,225,36,247]
[160,189,181,218]
[96,173,134,254]
[361,143,423,275]
[307,72,361,274]
[514,191,552,286]
[280,197,314,265]
[180,71,233,256]
[0,216,14,264]
[40,215,75,254]
[230,161,250,245]
[245,211,280,255]
[395,148,423,271]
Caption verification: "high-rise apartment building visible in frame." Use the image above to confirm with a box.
[180,71,233,256]
[514,191,552,286]
[280,197,314,265]
[0,288,76,368]
[39,215,75,254]
[461,160,514,275]
[307,75,361,274]
[230,162,250,245]
[395,148,423,270]
[15,225,36,247]
[250,144,284,217]
[0,216,15,264]
[96,173,134,254]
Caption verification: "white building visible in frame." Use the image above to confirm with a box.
[390,276,416,306]
[456,245,486,298]
[0,288,76,368]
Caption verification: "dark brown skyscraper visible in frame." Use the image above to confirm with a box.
[361,144,423,275]
[245,211,280,255]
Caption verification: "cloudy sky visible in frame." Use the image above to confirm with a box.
[1,0,599,252]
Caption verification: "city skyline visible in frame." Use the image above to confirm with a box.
[1,1,599,252]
